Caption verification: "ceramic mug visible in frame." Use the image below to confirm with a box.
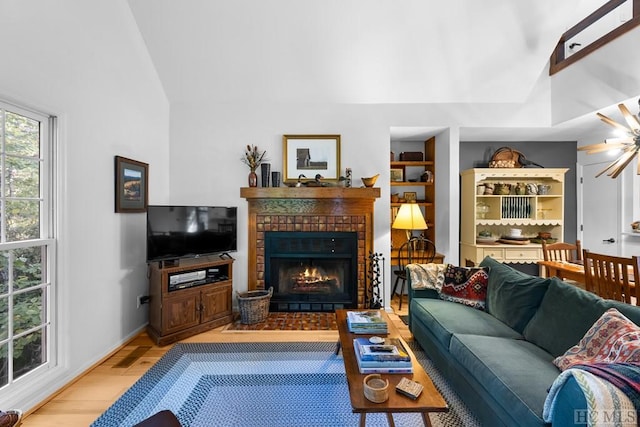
[538,184,550,195]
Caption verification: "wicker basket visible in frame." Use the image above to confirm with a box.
[489,147,523,168]
[237,287,273,324]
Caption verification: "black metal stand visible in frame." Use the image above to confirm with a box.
[366,251,384,309]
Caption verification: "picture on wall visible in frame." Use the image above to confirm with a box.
[115,155,148,213]
[283,135,340,183]
[390,168,404,182]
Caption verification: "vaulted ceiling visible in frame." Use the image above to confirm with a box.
[127,0,603,105]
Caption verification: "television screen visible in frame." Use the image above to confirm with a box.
[146,206,237,262]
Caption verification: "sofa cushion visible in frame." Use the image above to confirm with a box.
[439,265,489,310]
[523,279,609,357]
[486,276,552,334]
[479,256,551,334]
[553,308,640,370]
[410,298,522,350]
[449,334,559,426]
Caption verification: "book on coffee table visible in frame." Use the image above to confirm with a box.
[353,338,413,373]
[353,338,411,362]
[346,311,388,334]
[354,354,413,373]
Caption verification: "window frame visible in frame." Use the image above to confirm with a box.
[0,99,57,393]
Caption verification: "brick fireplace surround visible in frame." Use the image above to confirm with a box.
[240,187,381,309]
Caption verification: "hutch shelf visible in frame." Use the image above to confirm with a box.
[460,168,568,265]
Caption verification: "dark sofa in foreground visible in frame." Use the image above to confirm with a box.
[407,256,640,426]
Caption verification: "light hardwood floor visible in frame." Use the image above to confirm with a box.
[20,299,410,426]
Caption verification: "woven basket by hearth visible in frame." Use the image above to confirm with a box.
[237,287,273,324]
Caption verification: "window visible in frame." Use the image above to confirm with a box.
[0,101,55,388]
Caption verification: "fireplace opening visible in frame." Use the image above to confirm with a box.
[265,231,358,312]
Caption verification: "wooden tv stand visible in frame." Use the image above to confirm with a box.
[147,256,234,346]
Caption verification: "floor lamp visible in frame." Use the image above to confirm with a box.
[392,203,428,241]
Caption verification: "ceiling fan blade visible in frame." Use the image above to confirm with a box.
[618,104,640,132]
[596,157,622,177]
[597,112,633,134]
[579,142,627,154]
[577,141,614,152]
[603,150,635,178]
[604,137,634,144]
[611,151,637,178]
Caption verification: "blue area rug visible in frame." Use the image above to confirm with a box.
[91,342,478,427]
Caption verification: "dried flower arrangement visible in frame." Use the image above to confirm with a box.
[241,145,267,172]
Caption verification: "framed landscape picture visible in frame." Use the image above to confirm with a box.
[390,168,404,182]
[115,155,148,213]
[283,135,341,183]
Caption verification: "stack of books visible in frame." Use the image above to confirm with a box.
[346,311,388,334]
[353,337,413,374]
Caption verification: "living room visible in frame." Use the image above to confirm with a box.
[2,0,640,424]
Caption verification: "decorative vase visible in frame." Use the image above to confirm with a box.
[271,171,281,187]
[260,163,271,187]
[248,170,258,187]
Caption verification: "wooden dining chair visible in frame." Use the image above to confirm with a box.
[541,240,582,262]
[583,250,640,306]
[392,236,437,309]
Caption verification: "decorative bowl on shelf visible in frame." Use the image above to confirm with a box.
[361,174,379,187]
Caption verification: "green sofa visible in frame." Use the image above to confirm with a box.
[407,256,640,426]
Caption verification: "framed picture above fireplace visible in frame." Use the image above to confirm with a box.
[283,134,341,184]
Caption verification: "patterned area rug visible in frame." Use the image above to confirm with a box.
[224,312,338,331]
[91,342,479,427]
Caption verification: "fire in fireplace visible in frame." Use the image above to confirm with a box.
[265,231,358,312]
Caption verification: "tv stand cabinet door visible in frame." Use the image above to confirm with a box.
[200,282,232,324]
[162,290,200,334]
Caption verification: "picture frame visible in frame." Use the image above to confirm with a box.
[403,191,417,202]
[390,168,404,182]
[283,135,341,183]
[115,155,148,213]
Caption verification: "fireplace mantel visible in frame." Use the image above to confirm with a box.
[240,187,381,200]
[240,187,381,308]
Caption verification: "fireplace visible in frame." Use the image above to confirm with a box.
[240,187,380,310]
[265,231,358,311]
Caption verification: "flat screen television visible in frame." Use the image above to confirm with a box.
[146,205,238,262]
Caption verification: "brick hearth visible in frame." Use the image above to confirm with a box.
[240,187,380,308]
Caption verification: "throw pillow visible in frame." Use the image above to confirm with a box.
[553,308,640,371]
[439,265,490,310]
[407,263,447,291]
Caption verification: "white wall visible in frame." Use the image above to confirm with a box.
[551,26,640,124]
[0,0,169,410]
[169,96,557,309]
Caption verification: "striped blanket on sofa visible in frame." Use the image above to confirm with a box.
[544,363,640,426]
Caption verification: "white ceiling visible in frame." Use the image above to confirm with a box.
[127,0,626,141]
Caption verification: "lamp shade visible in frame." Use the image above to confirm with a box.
[392,203,427,231]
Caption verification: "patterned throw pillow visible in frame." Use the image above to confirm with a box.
[439,265,490,310]
[554,308,640,371]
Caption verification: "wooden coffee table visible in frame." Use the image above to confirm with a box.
[335,309,448,426]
